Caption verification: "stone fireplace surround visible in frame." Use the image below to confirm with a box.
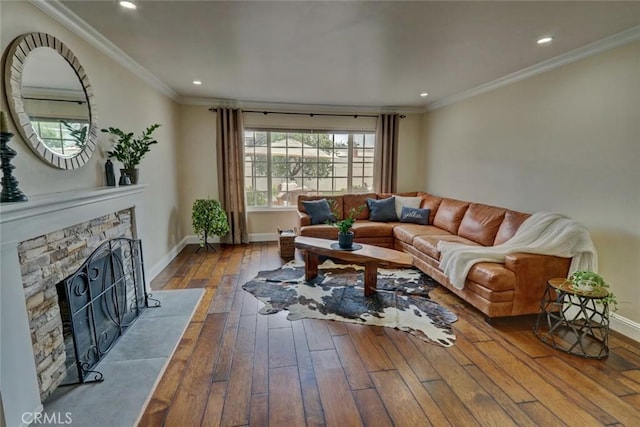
[1,186,147,427]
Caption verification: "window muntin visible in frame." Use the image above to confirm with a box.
[30,118,88,157]
[244,130,375,208]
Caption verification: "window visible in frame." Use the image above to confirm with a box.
[244,130,375,208]
[30,118,88,157]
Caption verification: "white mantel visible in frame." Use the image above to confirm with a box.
[1,185,147,427]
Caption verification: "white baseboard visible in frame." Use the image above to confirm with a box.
[148,235,224,280]
[249,232,278,242]
[147,237,189,281]
[611,313,640,343]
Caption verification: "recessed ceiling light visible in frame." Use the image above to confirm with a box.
[119,1,137,10]
[420,92,429,98]
[193,80,202,85]
[537,36,553,45]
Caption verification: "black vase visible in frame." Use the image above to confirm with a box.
[338,231,354,249]
[105,160,116,186]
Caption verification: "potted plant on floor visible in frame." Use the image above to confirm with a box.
[192,198,230,252]
[101,123,161,184]
[327,201,365,249]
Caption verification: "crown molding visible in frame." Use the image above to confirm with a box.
[180,97,426,115]
[29,0,179,101]
[27,1,639,114]
[427,25,640,111]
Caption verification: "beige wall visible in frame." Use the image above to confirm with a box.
[1,1,182,270]
[422,42,640,325]
[177,108,425,237]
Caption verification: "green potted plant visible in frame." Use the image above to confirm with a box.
[569,270,617,310]
[101,123,161,184]
[192,199,230,252]
[327,200,365,249]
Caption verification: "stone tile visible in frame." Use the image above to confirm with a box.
[141,289,204,318]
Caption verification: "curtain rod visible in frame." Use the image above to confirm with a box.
[24,96,86,105]
[208,108,405,119]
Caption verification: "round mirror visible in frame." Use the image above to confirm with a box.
[4,33,98,169]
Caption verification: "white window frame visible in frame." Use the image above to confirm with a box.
[244,128,375,211]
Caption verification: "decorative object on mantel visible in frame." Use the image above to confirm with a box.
[101,123,161,184]
[118,172,131,186]
[192,198,230,252]
[105,159,116,186]
[0,111,28,203]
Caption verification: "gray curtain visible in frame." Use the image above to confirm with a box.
[374,113,400,193]
[216,108,249,244]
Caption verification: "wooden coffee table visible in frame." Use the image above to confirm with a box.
[294,236,413,296]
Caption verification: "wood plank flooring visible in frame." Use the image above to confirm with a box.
[140,243,640,426]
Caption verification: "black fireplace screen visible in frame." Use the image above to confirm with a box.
[57,238,158,385]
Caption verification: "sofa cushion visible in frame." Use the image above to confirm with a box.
[394,196,423,219]
[298,195,343,220]
[367,197,398,222]
[393,224,451,245]
[299,224,339,239]
[467,262,516,292]
[494,210,531,245]
[420,194,443,225]
[351,221,395,238]
[400,207,430,225]
[343,193,375,220]
[458,204,506,246]
[301,199,335,225]
[413,234,479,260]
[433,199,470,234]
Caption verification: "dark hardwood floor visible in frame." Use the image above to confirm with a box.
[139,243,640,426]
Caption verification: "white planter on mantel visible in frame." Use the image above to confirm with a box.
[0,185,147,427]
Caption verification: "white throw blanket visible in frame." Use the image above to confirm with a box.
[438,212,598,290]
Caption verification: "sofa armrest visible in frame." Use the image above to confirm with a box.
[298,211,311,227]
[505,253,571,314]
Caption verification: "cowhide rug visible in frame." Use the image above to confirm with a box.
[242,260,457,347]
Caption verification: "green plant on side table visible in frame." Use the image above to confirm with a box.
[192,199,230,252]
[569,270,617,311]
[327,200,365,249]
[101,123,161,184]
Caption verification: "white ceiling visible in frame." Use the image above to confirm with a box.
[58,1,640,110]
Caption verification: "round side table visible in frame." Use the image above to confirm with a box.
[533,278,609,359]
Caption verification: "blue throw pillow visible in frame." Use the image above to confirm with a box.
[367,197,398,222]
[400,207,430,225]
[302,199,335,225]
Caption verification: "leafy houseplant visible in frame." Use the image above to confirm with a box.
[101,123,161,184]
[327,200,365,249]
[192,199,230,252]
[569,270,617,310]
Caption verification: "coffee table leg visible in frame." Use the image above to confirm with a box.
[364,262,377,296]
[305,251,319,281]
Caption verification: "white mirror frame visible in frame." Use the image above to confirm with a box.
[3,32,98,169]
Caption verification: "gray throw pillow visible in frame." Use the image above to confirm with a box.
[302,199,335,225]
[400,207,430,225]
[367,197,398,222]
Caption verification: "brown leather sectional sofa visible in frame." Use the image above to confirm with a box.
[297,192,571,319]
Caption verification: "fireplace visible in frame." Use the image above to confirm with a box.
[0,186,148,427]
